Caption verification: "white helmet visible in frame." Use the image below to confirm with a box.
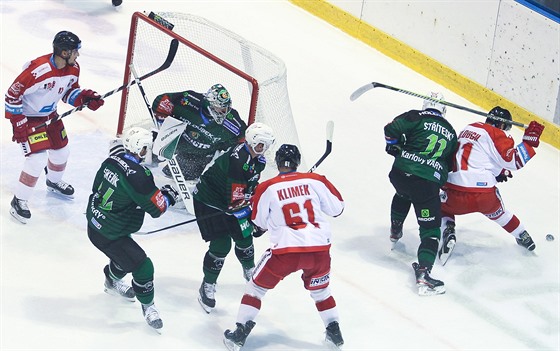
[204,84,232,125]
[245,122,275,155]
[122,127,153,157]
[422,92,447,117]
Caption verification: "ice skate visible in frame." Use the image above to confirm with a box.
[142,302,163,333]
[390,220,403,250]
[223,320,256,351]
[325,321,344,350]
[516,231,536,251]
[10,196,31,224]
[103,267,135,302]
[438,221,456,265]
[198,281,216,313]
[46,178,75,198]
[412,262,445,296]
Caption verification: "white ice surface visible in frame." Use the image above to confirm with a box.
[1,1,559,350]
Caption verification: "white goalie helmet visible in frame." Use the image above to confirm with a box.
[204,83,232,125]
[245,122,275,155]
[122,127,153,157]
[422,91,447,117]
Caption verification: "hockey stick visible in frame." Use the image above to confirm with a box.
[136,121,336,235]
[134,211,223,235]
[350,82,528,128]
[31,39,179,132]
[308,120,334,172]
[129,63,194,212]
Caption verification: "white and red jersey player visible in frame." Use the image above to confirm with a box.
[5,31,104,224]
[251,172,344,254]
[441,112,544,245]
[225,144,345,347]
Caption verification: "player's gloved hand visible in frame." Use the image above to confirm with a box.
[160,184,180,207]
[495,169,513,183]
[251,222,267,238]
[522,121,545,147]
[10,114,29,143]
[385,144,401,157]
[77,89,105,111]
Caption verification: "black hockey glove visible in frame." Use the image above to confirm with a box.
[160,184,180,207]
[495,169,513,183]
[251,221,267,238]
[385,144,402,157]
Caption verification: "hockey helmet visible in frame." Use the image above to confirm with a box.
[53,31,81,56]
[204,84,232,124]
[486,106,512,131]
[422,92,447,117]
[275,144,301,169]
[245,122,275,155]
[122,127,153,158]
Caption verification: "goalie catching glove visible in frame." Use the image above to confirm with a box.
[75,89,105,111]
[160,184,180,207]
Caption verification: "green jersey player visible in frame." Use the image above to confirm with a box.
[86,127,179,332]
[193,122,275,314]
[151,84,247,180]
[384,92,458,296]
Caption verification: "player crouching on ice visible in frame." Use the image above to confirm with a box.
[86,127,180,333]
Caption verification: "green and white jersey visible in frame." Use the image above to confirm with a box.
[193,143,266,211]
[152,90,246,157]
[86,153,168,240]
[384,109,458,185]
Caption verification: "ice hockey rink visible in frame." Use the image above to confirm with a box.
[1,1,559,350]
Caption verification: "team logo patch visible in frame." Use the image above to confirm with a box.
[421,209,430,217]
[231,183,246,201]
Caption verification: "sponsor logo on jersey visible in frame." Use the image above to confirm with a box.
[152,191,167,211]
[28,131,48,144]
[231,183,246,201]
[42,80,56,91]
[110,155,135,176]
[157,96,174,114]
[309,273,330,288]
[30,63,52,79]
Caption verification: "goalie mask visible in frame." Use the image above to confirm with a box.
[204,84,232,125]
[422,92,447,117]
[245,122,275,155]
[275,144,301,169]
[486,106,512,131]
[122,127,153,160]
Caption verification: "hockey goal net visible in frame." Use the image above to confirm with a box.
[117,11,304,177]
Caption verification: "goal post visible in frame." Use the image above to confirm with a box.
[117,11,304,175]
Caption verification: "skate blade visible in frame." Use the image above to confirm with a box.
[103,287,136,302]
[324,338,343,350]
[223,336,241,351]
[46,188,75,199]
[438,239,456,266]
[197,296,213,314]
[9,208,28,224]
[417,285,446,296]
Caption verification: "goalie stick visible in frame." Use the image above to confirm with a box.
[135,120,336,235]
[350,82,528,128]
[31,39,179,132]
[129,63,194,213]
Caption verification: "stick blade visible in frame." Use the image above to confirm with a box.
[326,120,334,143]
[349,83,374,101]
